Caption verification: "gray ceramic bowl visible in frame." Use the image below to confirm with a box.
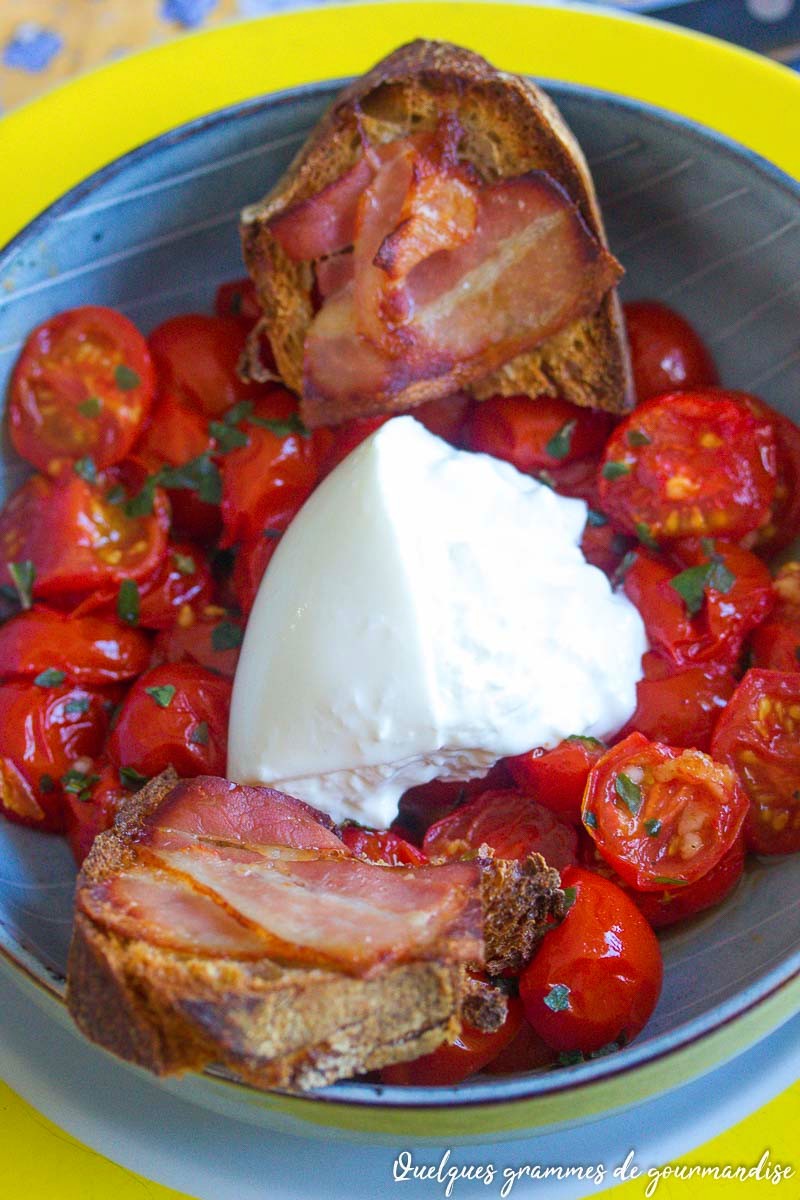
[0,81,799,1142]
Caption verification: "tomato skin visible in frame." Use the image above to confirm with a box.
[65,761,127,865]
[739,396,800,557]
[151,613,243,680]
[107,663,231,779]
[623,301,718,402]
[147,314,261,417]
[412,393,473,445]
[519,867,663,1055]
[580,520,634,578]
[623,543,773,669]
[618,651,737,753]
[582,732,748,891]
[423,788,578,874]
[380,997,524,1085]
[751,563,800,673]
[340,825,428,866]
[599,391,776,543]
[135,543,213,630]
[710,669,800,855]
[9,305,155,474]
[465,394,612,473]
[0,606,151,685]
[479,1017,557,1075]
[0,682,109,831]
[214,278,261,329]
[394,761,514,845]
[231,534,280,615]
[0,472,169,600]
[506,738,606,825]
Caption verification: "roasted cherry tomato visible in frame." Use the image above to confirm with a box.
[580,518,634,579]
[316,415,391,479]
[0,606,151,685]
[340,824,429,865]
[8,305,155,475]
[423,788,578,874]
[214,278,262,329]
[506,737,606,826]
[0,681,109,830]
[394,761,514,845]
[0,472,169,600]
[710,669,800,855]
[479,1017,557,1074]
[65,760,127,865]
[623,301,718,402]
[466,394,612,474]
[618,651,737,753]
[730,393,800,557]
[381,997,524,1085]
[519,866,663,1055]
[412,393,473,445]
[623,542,773,668]
[72,542,213,631]
[107,663,231,779]
[151,611,243,680]
[219,389,318,546]
[599,391,776,543]
[231,533,280,615]
[751,563,800,673]
[582,731,748,890]
[132,391,220,542]
[580,834,745,930]
[147,314,260,417]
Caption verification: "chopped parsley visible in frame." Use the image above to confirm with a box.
[117,579,140,626]
[211,620,243,652]
[171,551,197,577]
[119,766,148,791]
[612,550,638,586]
[61,769,99,801]
[65,696,91,716]
[159,453,222,505]
[669,553,735,616]
[78,395,102,419]
[74,456,98,484]
[601,460,632,481]
[561,886,577,915]
[145,684,176,708]
[584,810,598,830]
[250,412,309,439]
[654,875,689,887]
[565,735,604,751]
[209,420,249,454]
[7,561,35,609]
[615,772,643,815]
[189,721,210,746]
[114,363,141,391]
[643,818,662,837]
[544,420,577,461]
[626,428,652,448]
[33,668,66,688]
[544,983,572,1013]
[635,522,660,552]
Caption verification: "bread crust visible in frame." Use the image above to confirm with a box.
[67,771,563,1091]
[241,39,633,421]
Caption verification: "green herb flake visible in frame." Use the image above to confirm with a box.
[39,774,55,794]
[159,453,222,505]
[74,456,98,484]
[544,419,577,461]
[584,810,598,830]
[171,551,197,577]
[589,1040,624,1059]
[78,395,102,419]
[626,428,652,448]
[635,522,660,552]
[189,721,210,746]
[34,668,66,688]
[211,620,244,652]
[7,561,35,609]
[586,508,608,528]
[561,886,577,915]
[565,735,604,751]
[615,772,643,815]
[117,579,140,626]
[223,400,254,426]
[557,1050,584,1067]
[653,875,689,887]
[250,412,309,439]
[65,696,91,716]
[106,483,127,506]
[613,550,638,586]
[209,421,249,454]
[643,817,662,837]
[125,476,158,518]
[708,556,736,595]
[145,684,176,709]
[115,363,141,391]
[601,460,632,481]
[119,766,148,791]
[61,769,99,800]
[669,553,736,616]
[544,983,572,1013]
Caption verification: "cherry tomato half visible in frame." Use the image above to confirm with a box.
[751,563,800,674]
[151,612,243,680]
[340,825,428,866]
[106,662,231,779]
[380,997,524,1085]
[0,606,151,685]
[740,395,800,557]
[506,737,606,826]
[231,533,280,616]
[393,761,514,845]
[466,394,612,473]
[622,301,718,402]
[0,472,169,600]
[710,669,800,855]
[9,305,155,474]
[519,866,663,1055]
[65,760,127,865]
[214,278,261,329]
[423,788,578,874]
[617,651,737,753]
[599,391,776,543]
[147,314,260,417]
[581,732,748,890]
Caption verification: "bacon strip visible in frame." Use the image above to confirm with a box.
[268,156,375,261]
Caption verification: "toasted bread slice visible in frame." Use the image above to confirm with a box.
[241,39,633,425]
[67,771,563,1091]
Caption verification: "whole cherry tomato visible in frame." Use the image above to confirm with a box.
[618,651,737,753]
[147,314,261,417]
[734,394,800,557]
[0,472,169,600]
[465,394,612,473]
[107,663,231,779]
[506,737,606,826]
[381,997,524,1085]
[231,533,280,615]
[423,788,578,874]
[623,301,718,402]
[65,760,127,865]
[519,866,663,1055]
[710,669,800,855]
[151,611,243,680]
[9,306,155,474]
[394,761,514,845]
[0,606,151,685]
[0,681,109,830]
[580,518,634,579]
[134,543,213,630]
[214,278,262,329]
[581,731,748,890]
[751,563,800,673]
[412,392,473,445]
[316,415,391,479]
[340,824,428,865]
[599,391,776,543]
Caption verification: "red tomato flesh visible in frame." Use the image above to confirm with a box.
[623,301,718,402]
[339,825,428,866]
[618,651,737,753]
[466,394,612,473]
[506,737,606,826]
[147,314,261,417]
[751,563,800,673]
